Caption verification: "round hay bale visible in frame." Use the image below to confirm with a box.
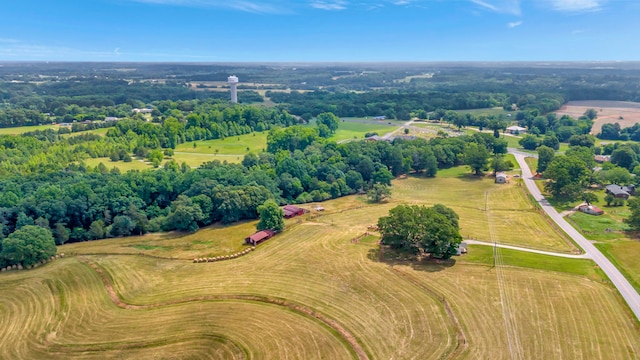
[60,253,65,258]
[1,268,5,272]
[50,256,56,261]
[11,265,17,270]
[34,263,39,268]
[208,258,213,262]
[55,255,60,259]
[193,258,198,263]
[17,265,23,270]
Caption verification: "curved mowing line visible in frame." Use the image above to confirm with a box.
[54,333,247,356]
[389,267,468,360]
[79,257,368,360]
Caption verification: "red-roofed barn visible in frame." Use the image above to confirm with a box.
[282,205,305,219]
[245,230,276,246]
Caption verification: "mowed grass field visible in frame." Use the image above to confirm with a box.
[82,157,156,171]
[3,167,640,359]
[0,124,60,135]
[393,167,576,253]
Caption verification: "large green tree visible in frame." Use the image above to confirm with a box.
[377,204,462,259]
[536,145,555,173]
[463,142,490,175]
[1,225,56,267]
[257,200,285,232]
[367,183,391,203]
[624,198,640,231]
[543,155,591,199]
[316,112,340,135]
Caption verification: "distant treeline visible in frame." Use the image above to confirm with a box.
[267,90,565,120]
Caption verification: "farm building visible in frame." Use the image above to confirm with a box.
[578,204,604,216]
[456,242,468,256]
[283,205,305,218]
[245,229,276,246]
[495,172,507,184]
[506,125,527,134]
[594,155,611,163]
[605,184,634,199]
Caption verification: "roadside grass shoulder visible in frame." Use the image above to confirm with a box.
[596,241,640,293]
[462,245,607,280]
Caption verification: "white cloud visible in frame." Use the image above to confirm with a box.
[130,0,288,13]
[546,0,604,12]
[469,0,521,16]
[508,20,523,28]
[309,1,347,10]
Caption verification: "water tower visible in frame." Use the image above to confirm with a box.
[228,75,239,103]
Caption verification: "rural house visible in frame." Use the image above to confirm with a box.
[495,172,507,184]
[578,204,604,216]
[605,184,634,199]
[283,205,305,218]
[506,125,527,134]
[245,229,276,246]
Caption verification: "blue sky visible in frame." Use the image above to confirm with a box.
[0,0,637,61]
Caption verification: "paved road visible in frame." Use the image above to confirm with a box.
[464,240,591,259]
[381,119,415,140]
[511,151,640,322]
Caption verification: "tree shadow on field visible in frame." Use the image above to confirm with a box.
[367,246,456,273]
[456,173,486,182]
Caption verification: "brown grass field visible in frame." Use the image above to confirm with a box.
[2,169,639,359]
[555,100,640,135]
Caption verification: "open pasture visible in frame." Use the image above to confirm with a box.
[175,132,268,156]
[330,120,395,142]
[0,124,60,135]
[555,100,640,135]
[81,157,155,172]
[5,188,639,359]
[392,169,576,253]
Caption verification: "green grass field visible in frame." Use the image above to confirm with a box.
[82,157,155,171]
[393,168,576,253]
[4,167,640,359]
[454,107,512,117]
[0,124,60,135]
[330,121,395,142]
[175,132,269,155]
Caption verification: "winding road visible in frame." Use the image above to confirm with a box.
[510,149,640,322]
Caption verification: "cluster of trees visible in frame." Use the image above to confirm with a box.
[598,122,640,141]
[0,102,299,176]
[537,134,640,202]
[378,204,462,259]
[516,111,594,141]
[0,225,56,268]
